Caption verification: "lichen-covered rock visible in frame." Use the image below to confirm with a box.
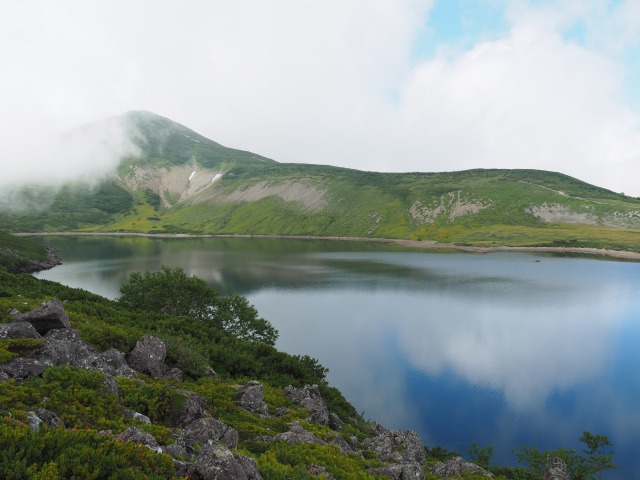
[181,417,239,449]
[114,364,138,379]
[0,370,9,382]
[41,329,112,373]
[370,463,426,480]
[362,429,425,464]
[101,375,119,395]
[123,408,151,424]
[236,380,269,415]
[13,299,70,335]
[129,335,166,378]
[274,421,326,446]
[163,367,184,381]
[283,384,332,427]
[430,456,492,478]
[164,443,191,461]
[190,442,263,480]
[115,426,160,450]
[0,321,41,339]
[329,434,355,453]
[544,456,569,480]
[1,357,51,380]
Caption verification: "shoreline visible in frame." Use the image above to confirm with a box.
[15,231,640,261]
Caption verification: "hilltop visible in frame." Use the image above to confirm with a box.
[2,111,640,253]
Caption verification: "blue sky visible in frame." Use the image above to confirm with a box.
[1,0,640,195]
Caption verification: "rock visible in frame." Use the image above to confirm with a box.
[0,370,9,382]
[163,367,184,381]
[170,388,208,427]
[362,429,425,464]
[101,375,119,395]
[0,321,41,339]
[274,421,326,446]
[329,434,355,453]
[1,357,50,380]
[370,463,426,480]
[115,426,159,450]
[190,442,263,480]
[26,411,43,431]
[328,412,343,430]
[114,364,138,379]
[33,407,64,428]
[430,456,492,478]
[181,417,239,449]
[100,348,127,369]
[163,443,191,460]
[544,456,570,480]
[42,329,112,373]
[129,335,166,378]
[283,384,331,426]
[13,299,70,335]
[7,308,20,317]
[123,409,151,425]
[236,380,269,416]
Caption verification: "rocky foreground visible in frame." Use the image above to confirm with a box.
[1,299,570,479]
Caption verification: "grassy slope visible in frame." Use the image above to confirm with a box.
[99,165,640,252]
[1,270,515,480]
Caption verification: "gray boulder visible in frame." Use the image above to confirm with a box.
[190,442,263,480]
[274,421,326,446]
[362,429,425,464]
[0,370,9,382]
[170,388,208,427]
[430,456,492,478]
[544,456,570,480]
[0,321,41,339]
[129,335,166,378]
[181,417,239,449]
[163,443,191,461]
[307,465,336,479]
[13,299,70,335]
[42,329,111,373]
[116,426,160,450]
[1,357,51,380]
[370,463,425,480]
[114,364,138,379]
[283,384,332,427]
[100,348,127,369]
[101,375,119,395]
[236,380,269,416]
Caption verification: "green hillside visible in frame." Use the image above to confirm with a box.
[0,231,56,273]
[2,111,640,253]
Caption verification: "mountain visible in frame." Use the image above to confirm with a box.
[2,110,640,252]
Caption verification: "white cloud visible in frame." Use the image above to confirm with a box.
[1,0,640,194]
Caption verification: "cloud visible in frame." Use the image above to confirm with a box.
[1,1,640,195]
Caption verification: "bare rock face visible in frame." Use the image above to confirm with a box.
[370,463,426,480]
[430,456,492,478]
[180,417,239,449]
[273,421,326,446]
[236,380,269,416]
[129,335,167,378]
[13,299,70,335]
[362,429,425,464]
[544,456,570,480]
[283,384,333,427]
[190,442,263,480]
[0,321,41,339]
[33,407,64,428]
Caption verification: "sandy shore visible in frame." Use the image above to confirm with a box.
[16,231,640,261]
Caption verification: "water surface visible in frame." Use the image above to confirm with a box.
[34,236,640,478]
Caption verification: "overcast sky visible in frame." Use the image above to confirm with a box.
[2,0,640,195]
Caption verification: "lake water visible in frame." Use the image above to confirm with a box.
[34,235,640,478]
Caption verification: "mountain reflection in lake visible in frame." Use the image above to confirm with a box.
[34,236,640,479]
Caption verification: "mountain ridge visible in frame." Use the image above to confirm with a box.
[2,111,640,253]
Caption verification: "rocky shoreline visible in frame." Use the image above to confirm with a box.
[17,231,640,261]
[12,246,62,274]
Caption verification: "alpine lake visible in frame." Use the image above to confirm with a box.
[33,235,640,479]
